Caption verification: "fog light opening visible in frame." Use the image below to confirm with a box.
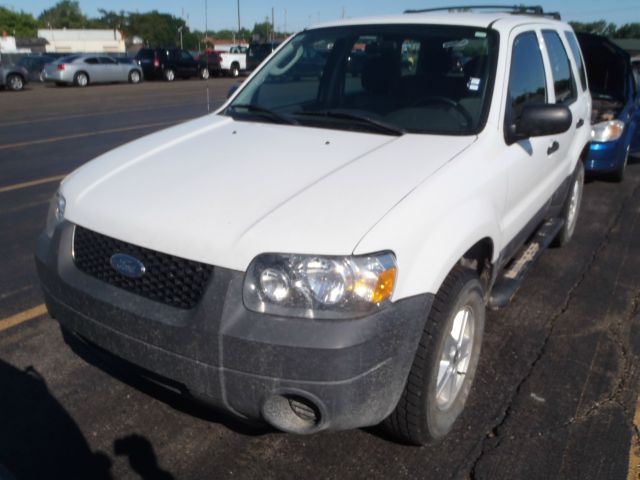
[262,394,323,434]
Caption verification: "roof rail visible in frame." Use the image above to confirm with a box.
[404,5,561,20]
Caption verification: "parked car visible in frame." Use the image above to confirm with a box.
[43,55,143,87]
[246,41,282,71]
[195,50,223,77]
[0,60,29,91]
[577,33,640,181]
[135,48,209,81]
[219,46,247,77]
[16,54,57,82]
[37,8,591,445]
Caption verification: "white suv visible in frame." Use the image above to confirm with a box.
[37,7,591,445]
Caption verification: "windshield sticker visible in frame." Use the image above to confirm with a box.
[442,39,469,49]
[467,77,481,91]
[475,31,487,38]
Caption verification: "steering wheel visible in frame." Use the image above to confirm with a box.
[411,96,473,127]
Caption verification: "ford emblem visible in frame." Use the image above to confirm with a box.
[110,253,146,279]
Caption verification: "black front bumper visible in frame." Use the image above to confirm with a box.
[35,222,433,432]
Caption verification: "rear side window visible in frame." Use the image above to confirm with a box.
[137,49,153,60]
[507,32,547,119]
[564,31,587,91]
[84,57,98,64]
[542,30,577,104]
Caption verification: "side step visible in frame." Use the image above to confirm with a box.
[488,218,564,310]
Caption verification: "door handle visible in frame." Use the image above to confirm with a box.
[547,141,560,155]
[576,118,584,128]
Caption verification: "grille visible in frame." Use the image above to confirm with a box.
[73,226,213,310]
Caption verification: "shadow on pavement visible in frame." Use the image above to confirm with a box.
[114,434,174,480]
[0,360,112,480]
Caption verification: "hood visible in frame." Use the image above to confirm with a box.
[62,115,475,271]
[577,33,631,102]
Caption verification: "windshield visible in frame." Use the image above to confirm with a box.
[227,25,498,135]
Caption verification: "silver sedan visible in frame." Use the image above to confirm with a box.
[43,54,143,87]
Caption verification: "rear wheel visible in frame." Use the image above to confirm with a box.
[7,74,24,91]
[552,161,584,247]
[128,70,142,84]
[74,72,89,87]
[163,68,175,82]
[200,68,210,80]
[230,63,240,78]
[385,266,485,445]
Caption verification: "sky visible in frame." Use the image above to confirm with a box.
[5,0,640,33]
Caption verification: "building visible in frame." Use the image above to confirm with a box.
[612,38,640,56]
[0,36,31,53]
[37,29,125,53]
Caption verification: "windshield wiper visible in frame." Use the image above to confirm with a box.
[296,110,405,136]
[227,104,297,125]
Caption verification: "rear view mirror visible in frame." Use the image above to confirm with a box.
[506,104,572,145]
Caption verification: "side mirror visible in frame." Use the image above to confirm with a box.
[227,84,240,99]
[505,104,572,145]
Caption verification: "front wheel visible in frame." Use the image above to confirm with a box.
[7,74,24,91]
[230,63,240,78]
[200,68,210,80]
[552,161,584,247]
[385,266,485,445]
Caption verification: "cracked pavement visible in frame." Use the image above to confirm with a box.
[0,81,639,479]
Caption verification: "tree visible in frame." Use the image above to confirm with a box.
[252,20,272,42]
[38,0,87,29]
[569,20,618,37]
[615,23,640,39]
[127,11,186,47]
[0,7,38,37]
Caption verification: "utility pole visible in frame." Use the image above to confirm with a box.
[342,7,346,19]
[284,9,287,34]
[204,0,208,45]
[271,7,275,42]
[237,0,241,37]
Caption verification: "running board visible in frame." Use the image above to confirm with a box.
[489,218,564,310]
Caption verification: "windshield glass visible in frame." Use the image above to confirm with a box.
[227,25,498,135]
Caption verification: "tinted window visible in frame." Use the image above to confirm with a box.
[99,57,117,64]
[542,30,577,104]
[231,25,498,135]
[137,49,153,59]
[84,57,99,64]
[180,50,193,60]
[59,55,81,63]
[564,31,587,91]
[507,32,547,119]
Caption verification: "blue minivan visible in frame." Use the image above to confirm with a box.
[578,33,640,181]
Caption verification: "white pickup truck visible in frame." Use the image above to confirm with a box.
[37,6,592,445]
[219,46,247,77]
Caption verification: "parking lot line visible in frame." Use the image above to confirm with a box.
[628,399,640,480]
[0,174,67,194]
[0,304,48,333]
[0,120,178,151]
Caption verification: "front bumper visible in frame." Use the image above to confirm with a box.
[36,222,432,433]
[585,138,628,173]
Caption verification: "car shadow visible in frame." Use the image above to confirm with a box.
[62,328,272,439]
[0,360,112,480]
[114,434,174,480]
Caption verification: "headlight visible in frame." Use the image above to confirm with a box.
[45,192,66,237]
[243,252,397,319]
[591,120,625,142]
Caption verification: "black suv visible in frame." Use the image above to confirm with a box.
[135,48,209,81]
[246,42,282,71]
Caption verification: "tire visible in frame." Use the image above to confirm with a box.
[7,74,24,91]
[385,266,485,445]
[55,82,67,87]
[163,69,175,82]
[74,72,89,87]
[611,146,629,183]
[230,63,240,78]
[128,69,142,84]
[552,161,584,247]
[39,70,45,82]
[200,68,210,80]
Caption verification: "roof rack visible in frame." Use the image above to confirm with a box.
[404,5,561,20]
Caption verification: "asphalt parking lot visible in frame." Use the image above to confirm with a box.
[1,79,639,480]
